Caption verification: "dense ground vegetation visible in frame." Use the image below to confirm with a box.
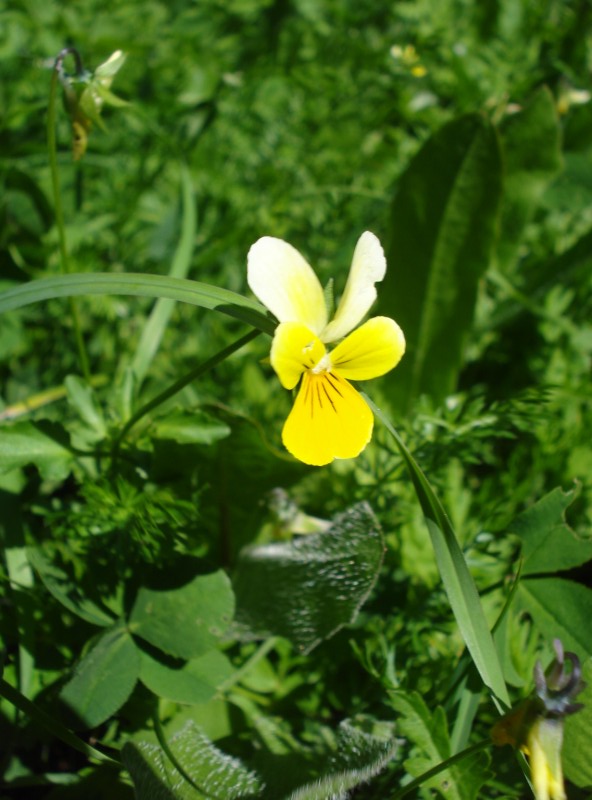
[1,0,591,797]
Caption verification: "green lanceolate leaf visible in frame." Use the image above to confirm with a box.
[495,87,562,273]
[563,658,592,787]
[390,691,491,800]
[59,621,140,729]
[233,502,384,653]
[377,114,502,412]
[129,569,235,660]
[0,420,74,481]
[517,577,592,662]
[138,649,234,705]
[131,165,197,386]
[0,273,275,335]
[367,396,510,708]
[508,486,592,575]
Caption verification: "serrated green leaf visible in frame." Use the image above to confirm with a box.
[27,546,114,627]
[517,578,592,662]
[138,649,234,705]
[129,570,234,660]
[496,87,563,273]
[0,421,74,481]
[378,114,502,411]
[151,411,231,445]
[563,658,592,787]
[509,486,592,575]
[234,503,384,653]
[390,691,490,800]
[59,621,140,729]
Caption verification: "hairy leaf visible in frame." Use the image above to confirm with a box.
[234,503,384,653]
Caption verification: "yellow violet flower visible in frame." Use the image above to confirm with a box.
[247,232,405,466]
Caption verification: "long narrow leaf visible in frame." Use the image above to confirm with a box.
[131,165,197,385]
[0,273,274,335]
[365,394,510,709]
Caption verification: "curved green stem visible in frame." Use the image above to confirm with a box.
[113,328,261,450]
[47,49,91,380]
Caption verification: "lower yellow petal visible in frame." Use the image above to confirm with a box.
[527,720,566,800]
[329,316,405,381]
[282,371,373,466]
[270,322,327,390]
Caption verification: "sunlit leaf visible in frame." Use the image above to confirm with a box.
[0,421,74,481]
[129,570,234,660]
[151,411,231,445]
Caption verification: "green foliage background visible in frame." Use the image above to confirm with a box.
[1,0,591,797]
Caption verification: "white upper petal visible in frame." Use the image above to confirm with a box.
[321,231,387,343]
[247,237,328,334]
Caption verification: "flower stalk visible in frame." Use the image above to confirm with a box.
[47,48,90,380]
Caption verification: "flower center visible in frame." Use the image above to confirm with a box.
[311,353,332,374]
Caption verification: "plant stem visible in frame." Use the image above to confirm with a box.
[47,49,91,380]
[113,328,261,450]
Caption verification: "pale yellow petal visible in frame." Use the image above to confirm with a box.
[270,323,326,390]
[247,237,328,333]
[527,720,566,800]
[322,231,387,342]
[282,372,374,466]
[330,316,405,380]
